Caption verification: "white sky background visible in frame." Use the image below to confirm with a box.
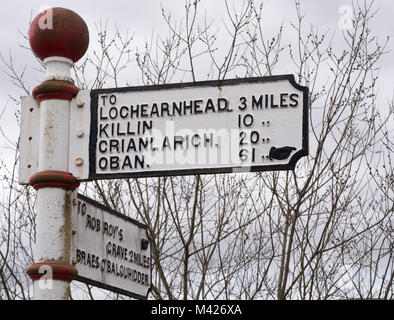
[0,0,393,172]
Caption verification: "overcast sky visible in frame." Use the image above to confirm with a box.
[0,0,393,166]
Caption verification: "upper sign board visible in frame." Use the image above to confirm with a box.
[19,75,309,183]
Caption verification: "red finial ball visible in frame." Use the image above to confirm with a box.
[29,7,89,62]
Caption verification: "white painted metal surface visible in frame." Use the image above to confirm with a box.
[19,76,308,183]
[38,99,70,171]
[71,194,151,299]
[90,76,308,179]
[34,188,72,299]
[19,96,40,183]
[19,91,91,183]
[69,90,91,180]
[43,56,74,83]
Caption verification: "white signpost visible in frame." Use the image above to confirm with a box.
[20,75,309,184]
[71,193,151,299]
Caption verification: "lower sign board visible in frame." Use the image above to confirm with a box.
[71,193,152,299]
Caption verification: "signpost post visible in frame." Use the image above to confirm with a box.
[20,6,309,300]
[24,7,89,300]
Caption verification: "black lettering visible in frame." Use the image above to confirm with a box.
[135,155,145,169]
[86,253,91,266]
[191,134,200,147]
[101,95,107,106]
[174,136,183,150]
[134,252,141,265]
[142,121,152,134]
[239,97,247,110]
[110,156,120,169]
[86,215,101,232]
[289,93,299,107]
[122,155,132,169]
[76,249,83,263]
[239,131,246,145]
[99,124,109,137]
[172,102,182,116]
[252,95,263,109]
[99,107,108,120]
[161,102,170,117]
[162,136,170,150]
[109,139,119,152]
[141,104,148,117]
[150,137,158,151]
[130,105,139,118]
[139,137,149,150]
[250,131,259,144]
[119,106,129,118]
[270,94,278,108]
[94,255,99,269]
[243,114,254,127]
[117,123,126,135]
[183,100,193,115]
[280,93,288,107]
[109,107,118,119]
[126,122,135,135]
[217,98,228,111]
[205,98,216,112]
[194,100,203,114]
[104,222,109,237]
[109,95,117,105]
[150,103,159,117]
[204,133,213,147]
[127,139,136,152]
[99,140,107,153]
[86,215,92,229]
[106,242,112,255]
[77,201,86,216]
[98,157,108,170]
[113,226,118,238]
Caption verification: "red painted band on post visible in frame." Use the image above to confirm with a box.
[32,79,79,102]
[29,170,80,191]
[26,261,78,282]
